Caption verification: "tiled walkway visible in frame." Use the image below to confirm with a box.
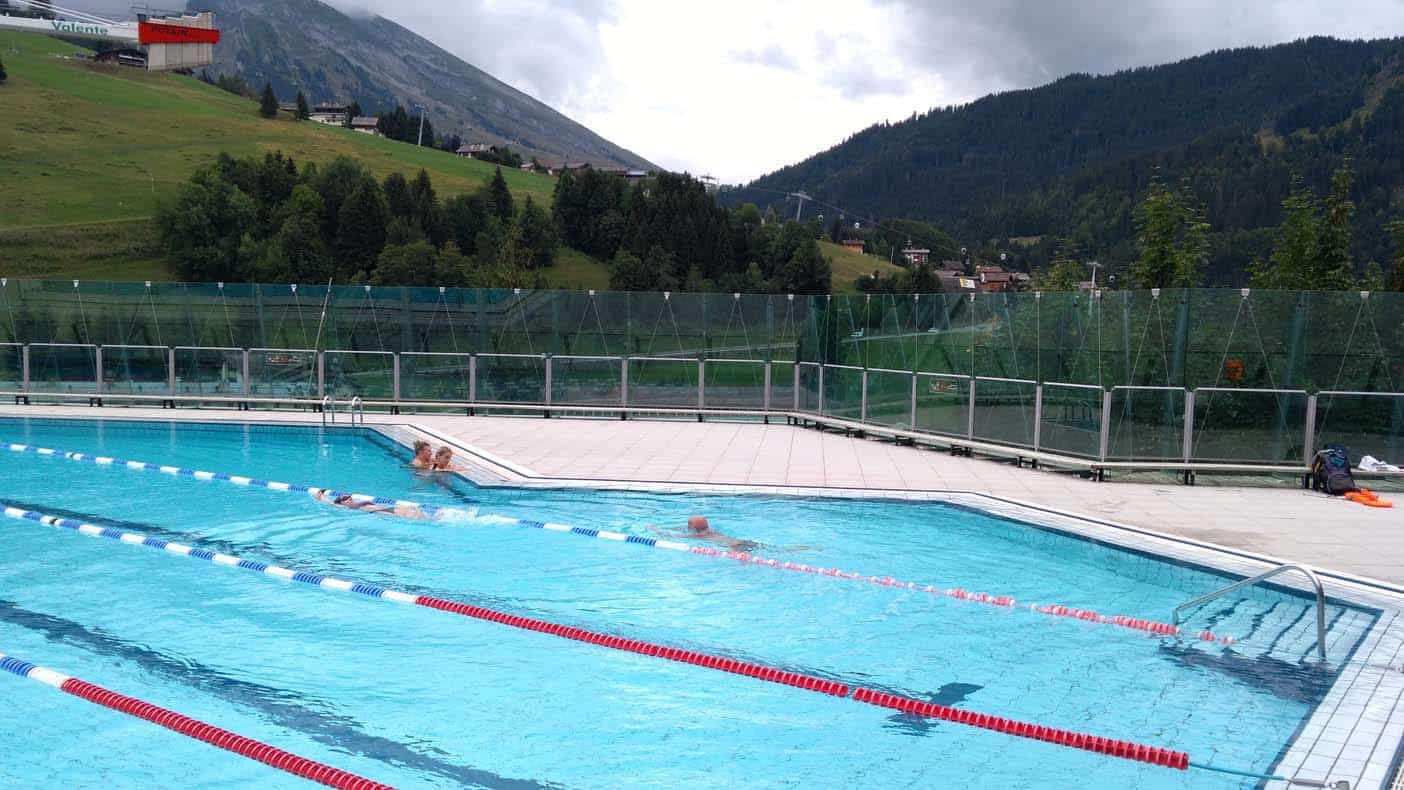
[2,404,1400,586]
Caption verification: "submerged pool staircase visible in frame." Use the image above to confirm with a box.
[1173,563,1328,663]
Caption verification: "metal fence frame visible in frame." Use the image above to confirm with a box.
[1,343,1400,476]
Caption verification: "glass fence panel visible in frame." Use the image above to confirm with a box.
[703,360,766,409]
[399,353,471,401]
[247,349,317,399]
[552,357,621,406]
[769,361,796,411]
[102,346,169,395]
[1107,387,1186,461]
[1191,389,1308,464]
[797,363,821,412]
[1039,384,1103,458]
[0,344,22,390]
[174,348,244,396]
[1315,393,1404,466]
[27,344,97,393]
[914,374,969,437]
[324,352,395,400]
[865,369,914,429]
[972,378,1037,447]
[821,365,863,420]
[627,358,699,408]
[477,354,546,404]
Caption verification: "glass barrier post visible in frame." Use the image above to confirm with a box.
[393,354,401,401]
[544,356,554,407]
[22,345,30,391]
[1098,389,1112,460]
[763,362,772,411]
[792,363,800,411]
[240,350,250,397]
[1033,384,1044,451]
[620,358,629,407]
[818,365,825,413]
[94,346,104,393]
[317,352,325,398]
[167,348,176,394]
[468,355,477,402]
[966,377,976,439]
[1303,394,1318,462]
[697,359,705,408]
[1182,390,1195,462]
[860,370,869,422]
[910,374,917,429]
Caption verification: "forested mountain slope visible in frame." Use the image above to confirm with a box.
[736,37,1404,283]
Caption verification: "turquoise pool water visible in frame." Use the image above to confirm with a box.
[0,418,1376,788]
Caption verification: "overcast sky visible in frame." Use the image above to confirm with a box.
[60,0,1404,182]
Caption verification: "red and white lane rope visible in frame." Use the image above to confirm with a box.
[1,502,1188,771]
[0,649,392,789]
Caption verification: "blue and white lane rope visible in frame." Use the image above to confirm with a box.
[0,441,1234,644]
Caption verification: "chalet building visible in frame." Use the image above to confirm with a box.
[349,116,380,135]
[455,143,493,158]
[901,247,931,266]
[309,104,350,126]
[841,239,866,252]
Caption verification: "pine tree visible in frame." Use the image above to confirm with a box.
[1252,176,1320,290]
[295,90,310,120]
[516,196,558,268]
[259,82,278,118]
[344,101,362,128]
[1130,173,1207,289]
[0,58,8,85]
[487,167,514,223]
[334,177,390,277]
[1316,159,1357,290]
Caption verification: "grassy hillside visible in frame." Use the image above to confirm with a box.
[0,30,555,281]
[821,241,905,294]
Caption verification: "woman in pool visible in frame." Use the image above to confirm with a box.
[410,441,434,470]
[315,490,429,520]
[432,446,464,472]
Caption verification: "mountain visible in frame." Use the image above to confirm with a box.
[189,0,652,169]
[735,37,1404,285]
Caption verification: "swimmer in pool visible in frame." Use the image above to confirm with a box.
[681,515,761,553]
[410,440,434,470]
[432,446,464,472]
[315,490,429,520]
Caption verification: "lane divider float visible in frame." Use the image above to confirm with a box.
[2,442,1233,645]
[1,501,1187,771]
[0,648,392,789]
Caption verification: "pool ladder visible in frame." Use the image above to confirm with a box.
[319,397,365,426]
[1172,563,1327,663]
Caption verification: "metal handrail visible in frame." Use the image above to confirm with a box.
[349,396,363,426]
[321,395,334,426]
[1172,563,1327,662]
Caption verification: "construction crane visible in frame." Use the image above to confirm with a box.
[0,0,219,71]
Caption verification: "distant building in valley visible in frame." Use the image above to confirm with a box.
[841,239,866,252]
[901,247,930,266]
[349,116,380,135]
[454,143,492,158]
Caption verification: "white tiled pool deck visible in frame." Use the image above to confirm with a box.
[2,403,1402,789]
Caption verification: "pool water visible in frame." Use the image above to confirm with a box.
[0,418,1376,788]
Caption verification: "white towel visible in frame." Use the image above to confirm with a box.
[1359,455,1401,472]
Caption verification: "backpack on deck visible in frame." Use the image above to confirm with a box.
[1312,444,1357,496]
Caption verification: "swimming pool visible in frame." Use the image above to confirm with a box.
[0,416,1394,788]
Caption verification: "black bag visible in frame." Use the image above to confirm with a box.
[1312,444,1357,496]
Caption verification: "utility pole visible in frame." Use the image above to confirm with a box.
[1086,260,1104,288]
[788,191,812,222]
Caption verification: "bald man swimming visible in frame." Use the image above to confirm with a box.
[684,515,760,553]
